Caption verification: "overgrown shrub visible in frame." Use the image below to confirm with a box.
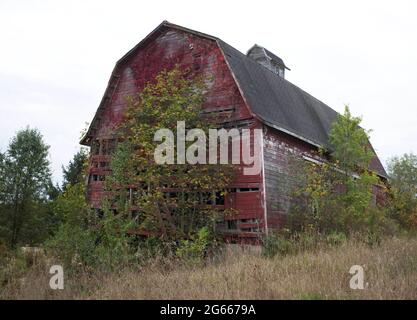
[45,181,139,271]
[106,67,235,243]
[262,232,295,257]
[276,106,403,245]
[325,231,347,246]
[387,153,417,230]
[175,227,215,264]
[45,224,97,268]
[0,247,29,289]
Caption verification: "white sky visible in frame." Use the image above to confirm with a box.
[1,0,416,183]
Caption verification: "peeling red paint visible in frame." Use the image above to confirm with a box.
[84,28,263,243]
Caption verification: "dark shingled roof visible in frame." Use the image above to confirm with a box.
[220,40,336,148]
[217,40,387,178]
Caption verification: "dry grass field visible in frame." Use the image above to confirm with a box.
[2,236,417,300]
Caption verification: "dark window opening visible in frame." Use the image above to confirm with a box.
[139,182,148,190]
[96,209,104,219]
[236,188,259,192]
[215,191,225,205]
[227,220,237,230]
[201,192,213,205]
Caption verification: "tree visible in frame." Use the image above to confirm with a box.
[329,105,375,175]
[387,153,417,228]
[0,128,51,248]
[284,151,339,233]
[62,148,88,190]
[285,106,382,235]
[329,106,380,225]
[46,181,97,267]
[47,167,135,269]
[106,67,235,241]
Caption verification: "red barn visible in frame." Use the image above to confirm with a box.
[80,21,387,243]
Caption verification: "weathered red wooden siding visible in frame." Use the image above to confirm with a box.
[263,126,321,229]
[262,126,388,230]
[86,28,263,242]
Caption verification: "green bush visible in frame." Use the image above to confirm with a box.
[294,231,321,251]
[45,224,97,268]
[262,233,295,257]
[46,209,138,271]
[325,231,347,246]
[0,247,28,289]
[176,227,214,263]
[137,236,173,259]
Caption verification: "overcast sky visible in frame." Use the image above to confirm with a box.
[1,0,416,183]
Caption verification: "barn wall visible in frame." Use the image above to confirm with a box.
[263,125,322,230]
[262,125,388,230]
[86,28,264,242]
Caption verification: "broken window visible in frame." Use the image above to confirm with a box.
[169,192,178,199]
[236,188,259,192]
[200,192,213,205]
[227,220,237,230]
[215,191,225,205]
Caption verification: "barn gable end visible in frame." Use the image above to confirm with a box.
[82,23,265,242]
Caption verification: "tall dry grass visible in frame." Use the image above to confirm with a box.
[2,237,417,299]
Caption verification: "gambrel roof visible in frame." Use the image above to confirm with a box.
[81,21,387,178]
